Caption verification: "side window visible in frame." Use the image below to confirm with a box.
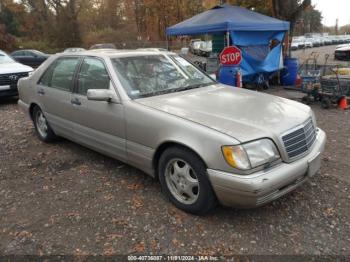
[77,57,110,95]
[38,57,80,91]
[13,51,23,56]
[26,51,35,57]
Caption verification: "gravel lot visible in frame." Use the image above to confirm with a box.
[1,88,349,257]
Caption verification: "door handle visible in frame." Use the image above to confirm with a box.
[71,98,81,106]
[37,89,45,95]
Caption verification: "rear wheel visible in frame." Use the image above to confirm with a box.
[33,106,57,142]
[158,146,217,215]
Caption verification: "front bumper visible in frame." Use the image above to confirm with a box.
[0,87,18,97]
[335,51,350,61]
[207,128,326,208]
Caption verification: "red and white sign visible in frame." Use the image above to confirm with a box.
[219,46,242,66]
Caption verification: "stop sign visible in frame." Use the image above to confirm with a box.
[219,46,242,66]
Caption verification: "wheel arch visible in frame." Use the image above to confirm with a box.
[152,141,208,180]
[29,102,40,120]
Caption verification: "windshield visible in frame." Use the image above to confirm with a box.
[0,52,15,64]
[111,54,215,99]
[193,42,201,48]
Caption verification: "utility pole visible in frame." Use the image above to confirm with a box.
[335,18,339,35]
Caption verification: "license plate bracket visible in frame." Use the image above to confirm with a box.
[0,85,10,91]
[307,152,321,177]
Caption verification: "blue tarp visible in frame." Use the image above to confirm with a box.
[166,4,290,84]
[166,4,290,36]
[231,31,285,82]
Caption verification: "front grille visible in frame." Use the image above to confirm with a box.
[0,72,29,86]
[282,118,317,159]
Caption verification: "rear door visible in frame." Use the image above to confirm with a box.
[11,51,26,64]
[22,51,37,67]
[70,56,127,161]
[36,56,81,139]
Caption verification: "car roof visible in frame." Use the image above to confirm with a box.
[57,49,175,58]
[13,49,35,52]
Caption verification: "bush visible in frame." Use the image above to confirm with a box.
[82,26,137,49]
[14,38,61,54]
[0,24,16,51]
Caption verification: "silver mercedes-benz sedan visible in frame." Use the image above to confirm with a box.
[17,50,326,214]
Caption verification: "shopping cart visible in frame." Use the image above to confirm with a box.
[319,67,349,109]
[299,55,321,104]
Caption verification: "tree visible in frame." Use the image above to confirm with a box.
[270,0,312,37]
[20,0,85,48]
[0,0,323,51]
[0,24,16,50]
[299,7,322,34]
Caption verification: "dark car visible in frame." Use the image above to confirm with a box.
[10,49,49,68]
[335,45,350,61]
[89,43,116,50]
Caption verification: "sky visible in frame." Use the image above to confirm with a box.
[313,0,350,27]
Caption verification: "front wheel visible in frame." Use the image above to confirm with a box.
[33,106,57,142]
[158,147,217,215]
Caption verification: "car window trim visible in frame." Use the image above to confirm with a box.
[74,56,113,96]
[37,56,82,93]
[168,54,217,83]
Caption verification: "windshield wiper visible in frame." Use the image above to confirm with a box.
[136,82,213,99]
[170,82,213,93]
[137,89,175,98]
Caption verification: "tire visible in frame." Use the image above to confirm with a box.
[321,97,331,109]
[32,106,57,142]
[158,146,217,215]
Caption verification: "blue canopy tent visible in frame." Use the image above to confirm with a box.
[166,4,290,84]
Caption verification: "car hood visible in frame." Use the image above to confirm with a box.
[0,62,33,74]
[137,84,312,142]
[336,45,350,51]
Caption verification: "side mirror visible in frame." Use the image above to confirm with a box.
[87,89,116,102]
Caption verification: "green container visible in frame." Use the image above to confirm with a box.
[212,34,225,54]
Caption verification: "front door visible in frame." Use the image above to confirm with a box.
[70,57,127,161]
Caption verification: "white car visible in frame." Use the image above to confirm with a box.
[336,43,350,50]
[304,41,313,48]
[291,41,301,50]
[0,50,33,98]
[192,41,203,55]
[199,41,212,57]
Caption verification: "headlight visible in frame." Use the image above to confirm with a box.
[222,139,280,170]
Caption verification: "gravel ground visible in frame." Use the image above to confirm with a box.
[0,88,350,257]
